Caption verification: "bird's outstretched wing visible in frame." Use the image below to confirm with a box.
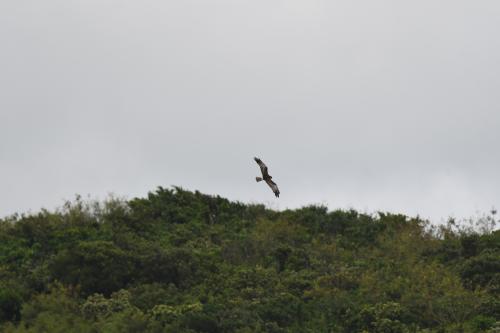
[265,179,280,198]
[254,157,269,178]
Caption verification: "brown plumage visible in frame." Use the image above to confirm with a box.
[254,157,280,198]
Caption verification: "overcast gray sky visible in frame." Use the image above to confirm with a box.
[1,0,499,222]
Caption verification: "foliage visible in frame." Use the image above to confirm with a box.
[0,187,498,332]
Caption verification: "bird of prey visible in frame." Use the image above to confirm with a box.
[254,157,280,197]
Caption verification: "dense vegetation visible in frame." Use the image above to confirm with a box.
[0,187,499,332]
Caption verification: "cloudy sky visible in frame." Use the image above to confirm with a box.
[1,0,499,222]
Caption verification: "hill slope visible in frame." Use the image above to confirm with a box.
[0,187,499,332]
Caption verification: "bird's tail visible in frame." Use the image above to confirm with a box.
[256,177,263,182]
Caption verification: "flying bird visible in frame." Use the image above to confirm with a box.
[254,157,280,198]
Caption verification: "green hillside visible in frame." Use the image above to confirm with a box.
[0,187,499,332]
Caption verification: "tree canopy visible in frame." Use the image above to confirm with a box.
[0,187,498,332]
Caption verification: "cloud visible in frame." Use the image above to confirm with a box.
[1,0,499,222]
